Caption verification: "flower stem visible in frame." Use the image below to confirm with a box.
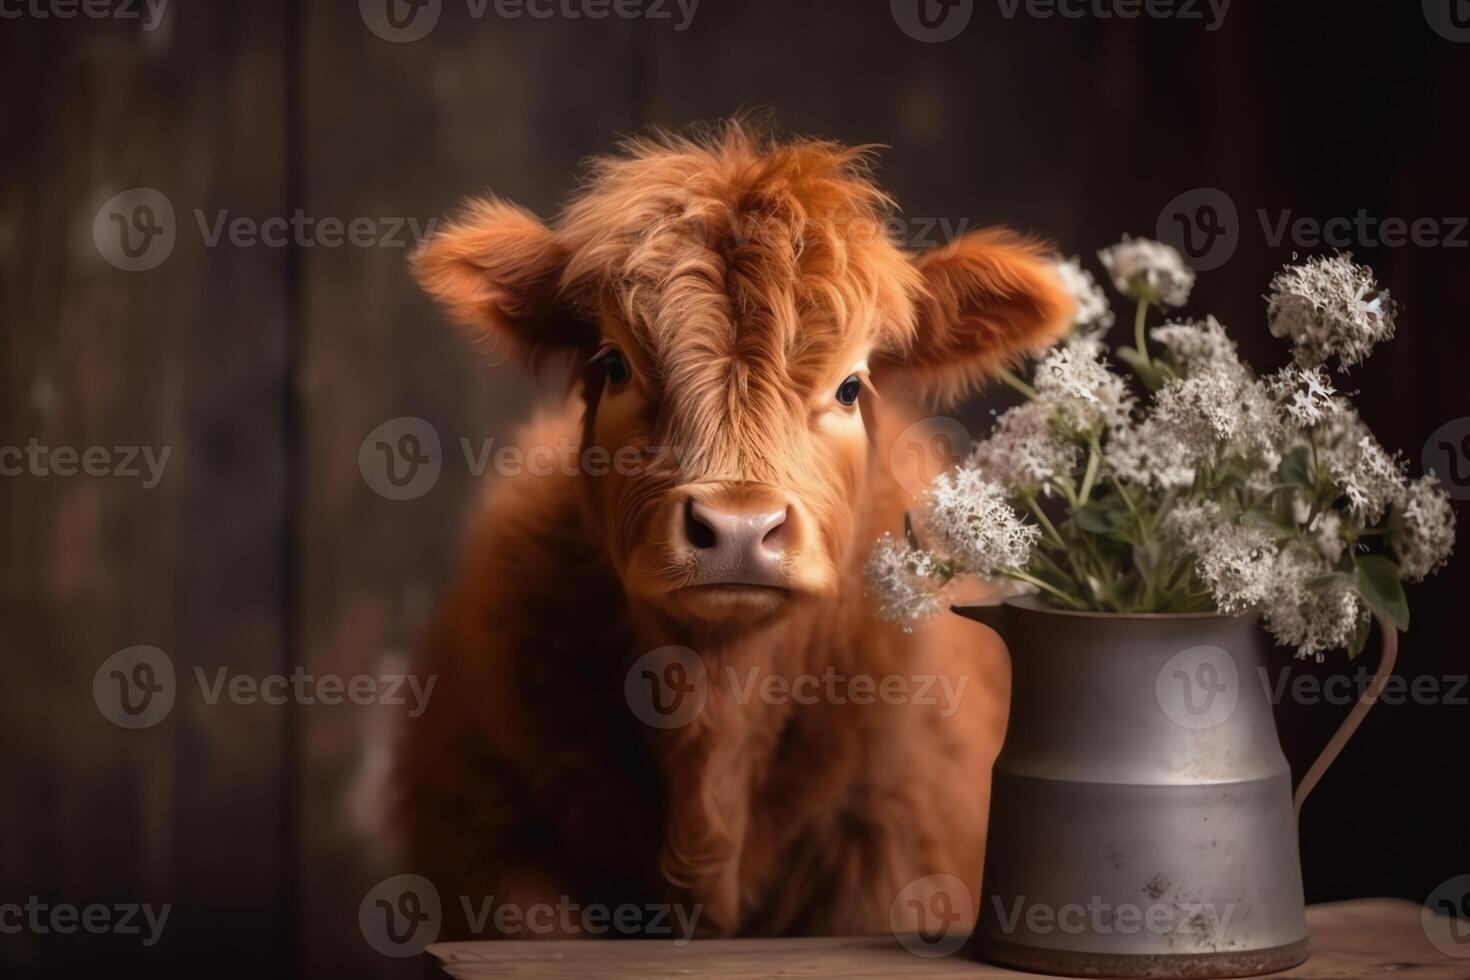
[1024,493,1067,549]
[1147,487,1178,534]
[1133,298,1151,367]
[1054,477,1080,509]
[1109,475,1141,519]
[1078,439,1102,503]
[998,366,1038,400]
[1001,568,1088,609]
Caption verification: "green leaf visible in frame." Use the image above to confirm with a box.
[1240,506,1294,537]
[1306,571,1355,592]
[1272,489,1299,529]
[1073,506,1118,535]
[1355,554,1410,632]
[1347,607,1372,659]
[1163,552,1198,594]
[1209,458,1251,491]
[1071,500,1137,549]
[1277,446,1312,488]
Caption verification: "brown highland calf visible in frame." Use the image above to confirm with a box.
[396,120,1073,940]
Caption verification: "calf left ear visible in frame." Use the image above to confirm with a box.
[876,228,1073,405]
[411,197,595,358]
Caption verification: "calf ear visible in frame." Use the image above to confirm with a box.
[411,197,594,357]
[877,228,1073,405]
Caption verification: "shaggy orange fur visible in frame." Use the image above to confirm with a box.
[396,120,1072,939]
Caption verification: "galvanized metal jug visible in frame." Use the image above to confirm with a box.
[955,595,1394,979]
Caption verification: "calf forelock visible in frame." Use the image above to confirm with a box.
[556,120,923,391]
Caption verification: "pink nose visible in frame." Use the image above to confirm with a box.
[683,498,789,587]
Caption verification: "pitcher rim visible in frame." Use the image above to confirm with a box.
[958,592,1263,623]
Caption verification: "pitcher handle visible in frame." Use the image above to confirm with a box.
[1292,613,1399,821]
[951,602,1009,644]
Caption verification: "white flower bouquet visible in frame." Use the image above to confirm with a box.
[869,238,1456,659]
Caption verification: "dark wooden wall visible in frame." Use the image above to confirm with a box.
[2,1,1467,976]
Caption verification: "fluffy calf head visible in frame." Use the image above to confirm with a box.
[415,121,1071,630]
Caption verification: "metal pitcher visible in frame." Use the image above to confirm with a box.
[955,595,1396,979]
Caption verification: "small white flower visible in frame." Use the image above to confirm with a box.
[1187,520,1280,614]
[1099,236,1195,308]
[1103,417,1196,490]
[1151,372,1283,461]
[1031,336,1134,437]
[1162,499,1223,542]
[971,399,1080,496]
[1262,546,1363,660]
[1310,512,1345,562]
[864,532,945,627]
[1317,410,1406,522]
[865,234,1447,659]
[1150,316,1242,377]
[1267,254,1396,370]
[922,465,1039,574]
[1266,365,1338,428]
[1392,476,1456,582]
[1053,256,1116,333]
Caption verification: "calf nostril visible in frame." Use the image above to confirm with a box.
[685,499,719,550]
[761,509,789,548]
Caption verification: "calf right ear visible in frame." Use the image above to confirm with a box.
[876,228,1073,406]
[411,197,594,357]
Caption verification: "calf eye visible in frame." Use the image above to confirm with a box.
[836,374,862,407]
[594,347,633,385]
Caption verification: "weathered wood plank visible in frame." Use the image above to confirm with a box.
[427,898,1466,978]
[296,5,636,976]
[0,1,291,975]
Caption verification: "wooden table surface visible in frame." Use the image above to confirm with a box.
[426,898,1465,978]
